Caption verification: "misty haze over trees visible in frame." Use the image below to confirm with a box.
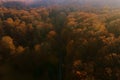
[1,0,120,7]
[0,0,120,80]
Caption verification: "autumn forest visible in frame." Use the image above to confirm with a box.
[0,0,120,80]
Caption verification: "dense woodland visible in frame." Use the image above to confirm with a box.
[0,1,120,80]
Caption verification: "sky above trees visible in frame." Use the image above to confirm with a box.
[1,0,120,3]
[2,0,120,3]
[1,0,120,7]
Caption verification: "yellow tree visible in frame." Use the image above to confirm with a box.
[0,36,16,56]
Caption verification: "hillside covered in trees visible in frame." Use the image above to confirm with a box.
[0,0,120,80]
